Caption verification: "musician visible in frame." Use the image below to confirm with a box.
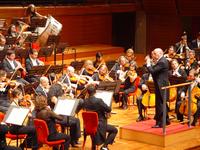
[2,50,28,85]
[125,48,136,62]
[185,50,198,75]
[92,64,114,82]
[114,61,137,109]
[169,59,187,122]
[9,88,38,150]
[190,32,200,49]
[35,76,49,97]
[94,52,105,69]
[164,45,176,62]
[0,124,22,150]
[77,84,118,150]
[113,55,129,73]
[175,32,190,57]
[0,33,8,51]
[145,48,170,128]
[26,4,46,29]
[25,49,44,83]
[47,79,81,147]
[82,60,96,77]
[0,70,10,113]
[35,95,70,150]
[7,24,19,38]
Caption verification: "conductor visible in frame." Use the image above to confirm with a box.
[145,48,170,128]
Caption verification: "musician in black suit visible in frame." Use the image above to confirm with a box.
[169,59,187,122]
[77,84,118,150]
[145,48,170,128]
[25,49,44,83]
[190,32,200,49]
[35,76,49,97]
[2,50,28,85]
[0,124,21,150]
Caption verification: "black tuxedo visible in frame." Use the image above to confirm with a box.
[25,57,41,83]
[147,56,170,125]
[190,39,199,49]
[2,58,18,73]
[78,96,117,149]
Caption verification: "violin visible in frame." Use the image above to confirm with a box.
[99,74,114,82]
[18,94,32,108]
[85,67,97,76]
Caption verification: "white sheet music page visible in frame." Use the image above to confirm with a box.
[54,99,75,116]
[5,107,29,126]
[95,90,113,107]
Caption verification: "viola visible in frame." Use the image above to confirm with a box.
[85,67,97,76]
[18,94,32,108]
[98,74,114,82]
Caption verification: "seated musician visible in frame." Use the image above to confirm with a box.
[7,24,19,38]
[164,45,176,62]
[0,70,11,113]
[47,75,81,147]
[0,33,8,51]
[169,59,187,122]
[76,84,118,150]
[25,49,44,83]
[35,95,70,150]
[26,4,46,31]
[190,32,200,49]
[82,60,96,77]
[2,50,29,85]
[185,50,198,75]
[114,61,137,109]
[125,48,136,62]
[9,88,38,150]
[35,76,49,97]
[94,52,105,69]
[113,55,129,77]
[175,31,190,58]
[92,64,114,82]
[0,124,22,150]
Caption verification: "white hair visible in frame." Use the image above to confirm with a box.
[40,76,49,83]
[67,66,75,73]
[154,48,163,56]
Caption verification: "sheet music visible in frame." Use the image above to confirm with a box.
[3,106,29,126]
[95,90,113,107]
[54,99,78,116]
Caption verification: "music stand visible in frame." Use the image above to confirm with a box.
[47,35,60,65]
[45,65,64,75]
[31,17,47,29]
[38,47,54,61]
[97,80,121,94]
[5,36,17,45]
[169,76,186,85]
[54,98,79,116]
[56,43,69,74]
[95,90,114,107]
[28,65,50,76]
[70,61,84,72]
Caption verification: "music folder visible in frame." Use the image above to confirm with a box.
[53,98,79,116]
[94,90,114,107]
[3,105,30,126]
[45,65,64,75]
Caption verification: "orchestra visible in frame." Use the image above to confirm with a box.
[0,3,200,150]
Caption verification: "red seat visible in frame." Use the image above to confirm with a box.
[82,111,98,149]
[0,112,27,146]
[34,119,65,149]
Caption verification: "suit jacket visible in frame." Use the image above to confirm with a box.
[25,57,41,73]
[190,39,199,49]
[81,96,111,145]
[2,58,18,73]
[147,56,169,95]
[36,85,48,97]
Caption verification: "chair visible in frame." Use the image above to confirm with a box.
[82,111,98,150]
[0,112,27,147]
[34,119,65,149]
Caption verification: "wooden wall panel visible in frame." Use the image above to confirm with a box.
[146,15,182,52]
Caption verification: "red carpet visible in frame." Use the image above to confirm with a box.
[122,119,193,136]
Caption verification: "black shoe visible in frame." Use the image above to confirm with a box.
[70,141,79,147]
[152,124,162,128]
[136,116,144,122]
[122,105,128,110]
[100,146,109,150]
